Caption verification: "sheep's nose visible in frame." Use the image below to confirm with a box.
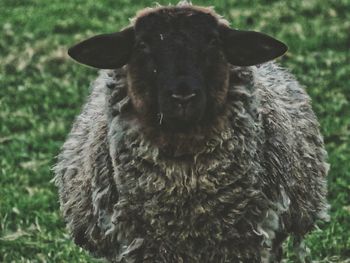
[171,93,196,104]
[170,78,200,105]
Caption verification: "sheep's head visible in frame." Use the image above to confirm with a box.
[69,5,287,131]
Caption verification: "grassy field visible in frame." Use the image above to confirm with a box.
[1,0,349,262]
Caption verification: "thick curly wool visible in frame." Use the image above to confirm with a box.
[54,61,329,262]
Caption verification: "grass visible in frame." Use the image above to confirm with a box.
[0,0,349,262]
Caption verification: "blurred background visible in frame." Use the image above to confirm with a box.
[0,0,349,262]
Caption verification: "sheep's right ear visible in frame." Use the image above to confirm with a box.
[68,27,135,69]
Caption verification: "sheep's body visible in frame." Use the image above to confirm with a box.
[54,62,328,262]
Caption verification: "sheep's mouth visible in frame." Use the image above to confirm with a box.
[172,104,196,120]
[160,116,200,131]
[157,105,205,131]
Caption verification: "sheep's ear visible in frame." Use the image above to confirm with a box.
[68,27,134,69]
[220,26,287,66]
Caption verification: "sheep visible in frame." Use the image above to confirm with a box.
[54,2,329,262]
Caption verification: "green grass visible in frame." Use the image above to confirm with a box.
[1,0,349,262]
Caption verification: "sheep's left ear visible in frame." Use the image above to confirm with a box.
[220,26,287,66]
[68,27,135,69]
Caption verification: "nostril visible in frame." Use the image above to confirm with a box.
[171,93,196,102]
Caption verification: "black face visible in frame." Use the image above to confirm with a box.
[68,6,287,131]
[128,9,229,130]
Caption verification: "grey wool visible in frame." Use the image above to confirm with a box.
[54,3,329,263]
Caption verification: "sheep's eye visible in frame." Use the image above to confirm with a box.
[136,41,149,52]
[206,32,220,47]
[208,37,219,47]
